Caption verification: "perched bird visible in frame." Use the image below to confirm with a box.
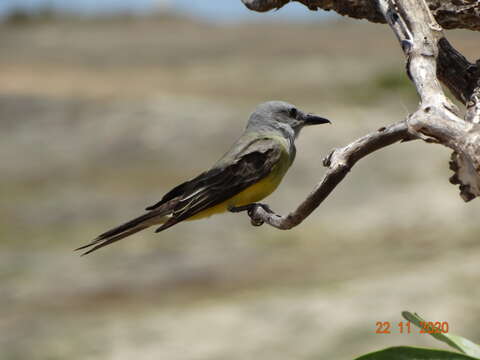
[77,101,330,255]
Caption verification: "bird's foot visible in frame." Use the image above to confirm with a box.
[229,203,273,226]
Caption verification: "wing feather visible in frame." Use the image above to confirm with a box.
[156,138,283,231]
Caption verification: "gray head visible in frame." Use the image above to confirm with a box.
[247,101,330,138]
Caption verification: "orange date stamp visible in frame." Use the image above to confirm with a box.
[375,321,449,334]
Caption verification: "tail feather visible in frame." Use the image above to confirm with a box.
[76,207,171,255]
[95,211,161,243]
[78,225,149,256]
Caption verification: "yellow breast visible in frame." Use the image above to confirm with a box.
[188,151,291,221]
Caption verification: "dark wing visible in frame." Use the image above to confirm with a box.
[155,138,283,232]
[145,179,192,211]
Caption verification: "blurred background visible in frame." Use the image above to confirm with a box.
[1,1,480,359]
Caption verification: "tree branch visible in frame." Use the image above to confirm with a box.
[437,39,479,104]
[239,0,480,228]
[378,0,480,200]
[244,121,413,229]
[241,0,480,32]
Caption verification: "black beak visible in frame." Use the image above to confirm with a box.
[302,113,331,125]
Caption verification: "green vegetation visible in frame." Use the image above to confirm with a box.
[356,312,480,360]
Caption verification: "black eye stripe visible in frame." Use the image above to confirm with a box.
[289,108,298,118]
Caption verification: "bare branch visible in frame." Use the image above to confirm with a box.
[377,0,480,201]
[244,122,412,230]
[241,0,480,32]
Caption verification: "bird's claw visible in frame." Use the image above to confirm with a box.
[247,203,274,226]
[228,203,273,227]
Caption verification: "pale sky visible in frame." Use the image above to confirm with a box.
[0,0,331,22]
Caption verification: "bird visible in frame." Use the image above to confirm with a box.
[76,101,330,255]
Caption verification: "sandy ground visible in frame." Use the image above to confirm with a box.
[1,14,480,360]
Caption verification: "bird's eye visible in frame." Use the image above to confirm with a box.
[289,108,298,118]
